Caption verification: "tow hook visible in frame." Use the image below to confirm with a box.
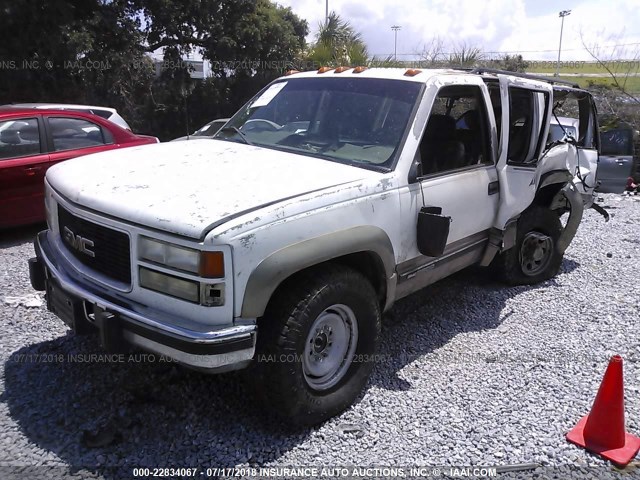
[590,203,610,222]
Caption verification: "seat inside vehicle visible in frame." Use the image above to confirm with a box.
[421,114,466,173]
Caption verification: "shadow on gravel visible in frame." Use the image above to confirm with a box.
[2,333,308,473]
[0,223,44,248]
[372,258,579,391]
[1,258,579,474]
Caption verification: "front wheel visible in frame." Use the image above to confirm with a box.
[251,265,381,427]
[493,207,564,285]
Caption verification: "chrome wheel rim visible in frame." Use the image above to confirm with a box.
[302,304,358,391]
[519,231,553,276]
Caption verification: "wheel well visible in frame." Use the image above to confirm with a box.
[265,252,388,314]
[532,183,565,209]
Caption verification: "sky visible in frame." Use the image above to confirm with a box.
[276,0,640,61]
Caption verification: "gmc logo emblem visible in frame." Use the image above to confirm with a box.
[63,226,95,258]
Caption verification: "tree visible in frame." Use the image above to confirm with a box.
[495,54,530,73]
[0,0,309,139]
[448,42,484,68]
[306,12,368,67]
[580,32,640,130]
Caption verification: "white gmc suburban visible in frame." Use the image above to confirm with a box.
[29,67,607,426]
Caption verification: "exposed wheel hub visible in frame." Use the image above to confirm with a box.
[520,231,553,276]
[303,304,358,391]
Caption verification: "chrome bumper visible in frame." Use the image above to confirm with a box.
[30,231,256,372]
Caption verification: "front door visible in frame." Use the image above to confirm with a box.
[597,127,634,193]
[0,116,49,228]
[395,80,499,296]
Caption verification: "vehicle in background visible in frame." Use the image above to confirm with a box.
[3,103,132,130]
[0,107,158,229]
[597,123,638,193]
[171,118,229,142]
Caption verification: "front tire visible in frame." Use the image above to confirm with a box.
[252,265,381,427]
[494,207,564,285]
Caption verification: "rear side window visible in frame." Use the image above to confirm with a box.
[49,117,109,152]
[0,118,41,160]
[600,128,633,156]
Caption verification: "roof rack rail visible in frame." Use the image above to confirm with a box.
[458,67,580,88]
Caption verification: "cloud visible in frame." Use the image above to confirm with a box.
[277,0,640,61]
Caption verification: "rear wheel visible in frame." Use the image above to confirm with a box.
[252,265,381,427]
[494,207,564,285]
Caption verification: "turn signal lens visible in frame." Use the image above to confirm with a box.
[200,251,225,278]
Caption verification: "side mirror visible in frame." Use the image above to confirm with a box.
[408,158,424,184]
[417,206,451,257]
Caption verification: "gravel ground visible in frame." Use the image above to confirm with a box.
[1,194,639,480]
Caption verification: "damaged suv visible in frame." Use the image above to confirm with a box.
[29,67,605,425]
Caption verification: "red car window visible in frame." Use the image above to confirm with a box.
[49,117,111,152]
[0,117,41,160]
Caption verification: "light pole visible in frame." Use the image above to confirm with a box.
[391,25,401,61]
[325,0,329,25]
[555,10,571,76]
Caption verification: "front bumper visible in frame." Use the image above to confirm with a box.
[30,231,256,372]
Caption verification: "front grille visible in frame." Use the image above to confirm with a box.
[58,206,132,284]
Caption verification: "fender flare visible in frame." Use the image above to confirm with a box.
[240,226,396,318]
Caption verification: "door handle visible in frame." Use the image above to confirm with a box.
[24,167,42,176]
[488,181,499,195]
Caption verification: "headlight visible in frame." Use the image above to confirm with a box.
[139,267,199,302]
[139,237,224,278]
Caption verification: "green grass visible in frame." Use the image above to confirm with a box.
[527,60,640,75]
[521,60,640,93]
[551,75,640,93]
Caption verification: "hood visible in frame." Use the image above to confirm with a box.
[47,140,376,239]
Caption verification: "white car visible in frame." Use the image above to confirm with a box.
[171,118,229,142]
[29,68,606,426]
[4,103,131,130]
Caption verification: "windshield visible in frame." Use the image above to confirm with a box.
[193,119,227,137]
[214,77,422,170]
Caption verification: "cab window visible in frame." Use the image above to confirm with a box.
[419,85,492,175]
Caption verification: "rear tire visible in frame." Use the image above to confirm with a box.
[251,265,381,427]
[493,207,564,285]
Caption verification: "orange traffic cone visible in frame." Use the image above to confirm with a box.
[566,355,640,466]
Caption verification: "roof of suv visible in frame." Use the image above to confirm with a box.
[283,67,582,89]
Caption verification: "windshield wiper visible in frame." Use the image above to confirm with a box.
[218,126,253,145]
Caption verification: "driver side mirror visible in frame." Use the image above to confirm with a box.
[417,206,451,257]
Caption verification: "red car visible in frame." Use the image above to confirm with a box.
[0,107,158,228]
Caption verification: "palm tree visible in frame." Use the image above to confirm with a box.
[307,12,369,67]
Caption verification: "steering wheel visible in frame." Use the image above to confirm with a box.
[242,119,281,132]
